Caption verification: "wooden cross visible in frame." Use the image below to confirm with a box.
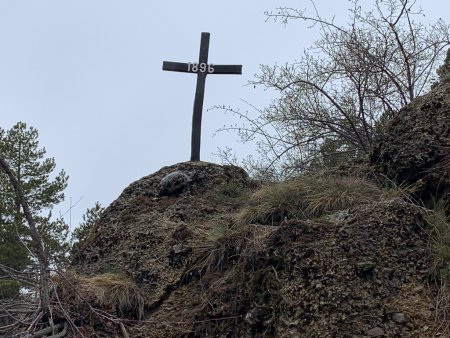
[162,32,242,161]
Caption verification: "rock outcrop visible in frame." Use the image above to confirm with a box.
[370,54,450,203]
[66,57,450,337]
[70,162,440,337]
[71,162,251,309]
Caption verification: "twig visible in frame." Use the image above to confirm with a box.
[52,282,83,337]
[47,321,68,338]
[28,323,63,338]
[119,322,130,338]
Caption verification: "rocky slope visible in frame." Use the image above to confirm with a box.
[71,162,251,311]
[65,57,450,337]
[67,161,441,337]
[370,50,450,205]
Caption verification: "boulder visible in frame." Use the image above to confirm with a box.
[370,54,450,203]
[71,162,250,308]
[68,165,439,337]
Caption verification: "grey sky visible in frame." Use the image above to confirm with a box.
[0,1,448,230]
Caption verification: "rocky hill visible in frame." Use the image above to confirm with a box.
[63,58,450,337]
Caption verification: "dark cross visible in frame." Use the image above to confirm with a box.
[162,32,242,161]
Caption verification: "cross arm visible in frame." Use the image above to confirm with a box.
[212,65,242,74]
[162,61,190,72]
[163,61,242,75]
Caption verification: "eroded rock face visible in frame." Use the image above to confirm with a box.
[71,162,250,308]
[370,69,450,201]
[134,198,435,338]
[70,162,439,337]
[273,199,432,337]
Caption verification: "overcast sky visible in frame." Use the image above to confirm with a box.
[0,0,448,230]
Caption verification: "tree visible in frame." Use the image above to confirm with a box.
[0,152,52,316]
[70,201,104,255]
[217,0,450,178]
[0,122,69,297]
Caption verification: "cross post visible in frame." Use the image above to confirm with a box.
[162,32,242,161]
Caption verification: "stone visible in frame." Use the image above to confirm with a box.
[71,162,251,315]
[392,312,407,324]
[367,327,385,337]
[68,160,437,337]
[172,243,188,254]
[159,170,190,196]
[356,261,376,276]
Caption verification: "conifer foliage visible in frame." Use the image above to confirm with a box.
[71,201,104,255]
[0,122,68,298]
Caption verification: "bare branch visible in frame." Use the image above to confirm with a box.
[216,0,449,178]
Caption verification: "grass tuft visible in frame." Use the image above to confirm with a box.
[189,216,276,276]
[235,174,397,225]
[425,201,450,335]
[190,219,235,273]
[205,181,252,207]
[59,271,146,320]
[426,201,450,281]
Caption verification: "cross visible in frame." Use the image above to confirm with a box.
[162,32,242,161]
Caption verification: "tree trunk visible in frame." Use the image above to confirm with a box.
[0,154,51,318]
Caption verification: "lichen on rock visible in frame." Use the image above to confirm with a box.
[370,57,450,203]
[159,170,190,196]
[70,162,251,319]
[437,48,450,82]
[68,160,440,337]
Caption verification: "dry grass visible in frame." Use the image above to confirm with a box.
[205,181,251,206]
[435,279,450,336]
[235,174,398,225]
[191,174,400,278]
[190,220,235,273]
[425,202,450,334]
[189,216,277,275]
[426,203,450,281]
[59,271,146,320]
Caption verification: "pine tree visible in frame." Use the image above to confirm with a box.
[71,202,104,255]
[0,122,69,298]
